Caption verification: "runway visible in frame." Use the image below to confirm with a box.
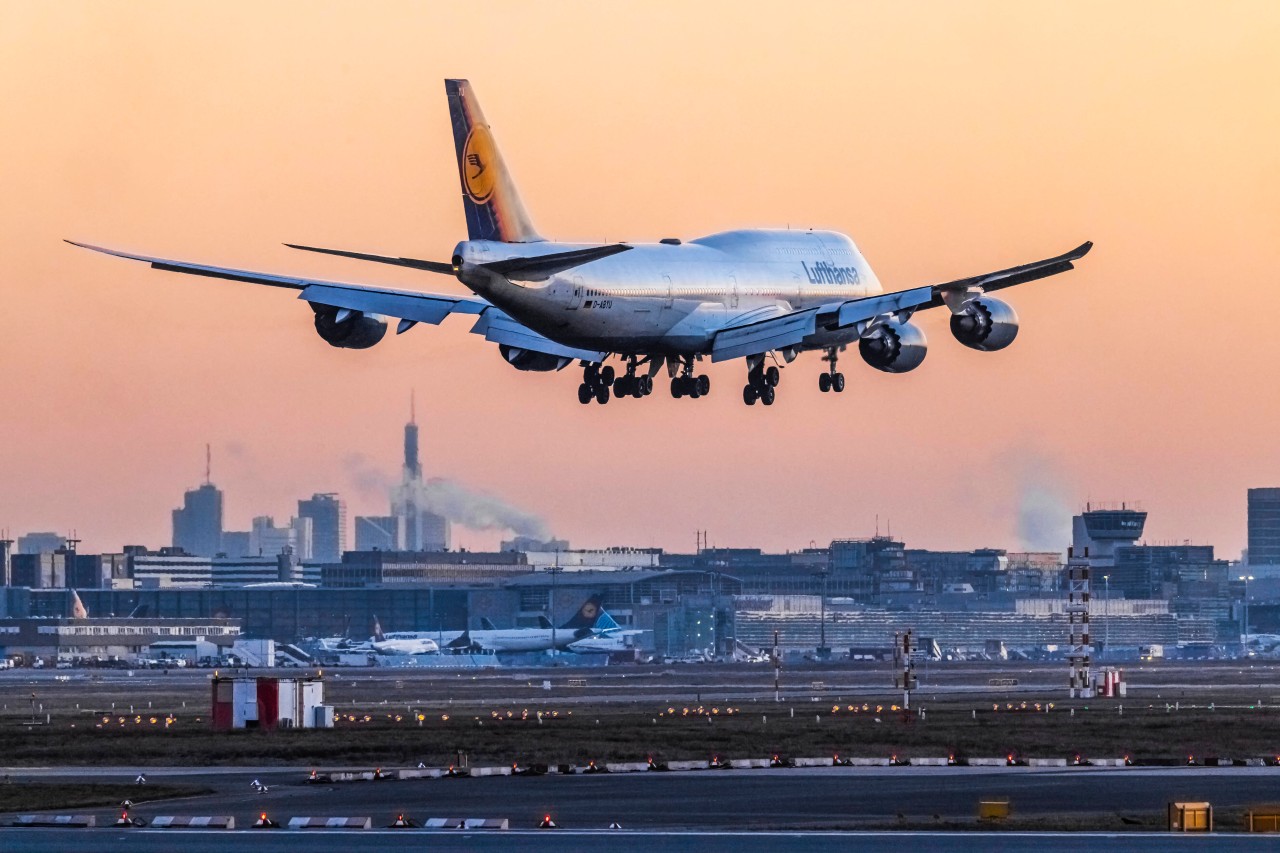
[6,765,1280,831]
[0,829,1274,853]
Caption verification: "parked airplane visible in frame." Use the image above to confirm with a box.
[69,79,1091,406]
[370,616,440,656]
[392,594,619,654]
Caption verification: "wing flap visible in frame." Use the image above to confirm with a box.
[299,283,485,325]
[711,306,823,362]
[835,286,935,328]
[471,309,606,362]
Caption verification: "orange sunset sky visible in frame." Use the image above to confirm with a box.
[1,2,1277,557]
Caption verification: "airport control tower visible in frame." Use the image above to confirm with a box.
[1066,504,1146,696]
[1071,504,1147,563]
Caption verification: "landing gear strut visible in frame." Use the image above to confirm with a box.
[612,357,654,399]
[742,360,778,406]
[669,356,710,400]
[578,362,615,405]
[819,347,846,393]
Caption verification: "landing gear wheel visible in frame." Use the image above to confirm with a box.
[615,376,632,396]
[595,384,610,404]
[743,385,758,405]
[765,366,780,387]
[600,365,616,386]
[671,378,684,399]
[688,379,701,399]
[578,383,593,404]
[818,373,832,393]
[832,372,845,393]
[641,375,653,395]
[584,364,599,384]
[697,375,710,396]
[761,386,776,406]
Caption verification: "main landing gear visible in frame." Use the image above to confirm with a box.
[578,359,655,404]
[742,361,779,406]
[613,357,654,400]
[670,357,710,400]
[577,363,615,405]
[818,347,846,393]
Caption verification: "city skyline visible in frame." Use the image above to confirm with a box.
[2,3,1277,556]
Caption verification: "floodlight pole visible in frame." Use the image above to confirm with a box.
[1239,575,1254,656]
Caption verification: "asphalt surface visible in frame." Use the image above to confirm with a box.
[6,765,1280,830]
[0,829,1275,853]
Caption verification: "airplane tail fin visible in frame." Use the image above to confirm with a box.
[479,617,497,631]
[561,594,610,630]
[537,615,553,629]
[70,590,88,619]
[445,79,543,243]
[372,615,386,643]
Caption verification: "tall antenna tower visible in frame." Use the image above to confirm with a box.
[1066,546,1095,698]
[205,443,212,485]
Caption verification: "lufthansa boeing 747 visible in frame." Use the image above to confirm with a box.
[69,80,1091,406]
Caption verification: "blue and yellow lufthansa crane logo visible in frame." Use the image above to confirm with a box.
[462,125,497,203]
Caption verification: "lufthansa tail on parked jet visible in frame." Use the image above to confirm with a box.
[445,78,543,243]
[561,594,619,632]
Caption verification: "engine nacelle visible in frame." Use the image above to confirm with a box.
[311,305,387,349]
[859,320,927,373]
[949,296,1019,352]
[499,345,571,372]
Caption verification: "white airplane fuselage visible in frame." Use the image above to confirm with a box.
[387,627,585,653]
[371,636,440,655]
[456,229,879,356]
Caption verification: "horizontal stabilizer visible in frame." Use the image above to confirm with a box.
[480,244,631,282]
[285,243,456,275]
[286,242,630,283]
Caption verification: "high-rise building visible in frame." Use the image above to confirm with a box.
[388,398,450,551]
[0,537,12,587]
[219,531,251,558]
[18,532,67,555]
[299,493,346,562]
[249,516,313,560]
[172,483,224,557]
[1247,488,1280,566]
[354,516,402,551]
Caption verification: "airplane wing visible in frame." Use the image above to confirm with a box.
[66,240,487,323]
[66,240,604,363]
[710,242,1091,361]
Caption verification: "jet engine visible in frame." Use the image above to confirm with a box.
[949,296,1019,352]
[499,344,571,372]
[859,320,927,373]
[311,305,387,349]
